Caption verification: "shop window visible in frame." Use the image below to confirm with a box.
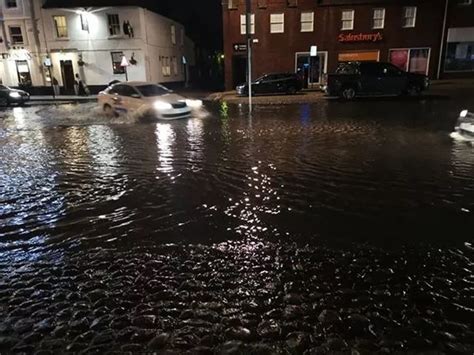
[9,26,23,44]
[16,60,31,86]
[5,0,17,8]
[240,14,255,35]
[53,16,68,38]
[171,25,176,44]
[372,8,385,29]
[389,48,430,75]
[445,42,474,72]
[107,14,120,36]
[402,7,416,28]
[301,12,314,32]
[111,51,125,74]
[341,10,354,31]
[270,13,284,33]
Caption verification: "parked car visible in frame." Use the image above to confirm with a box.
[0,85,30,106]
[324,62,430,100]
[98,82,202,120]
[236,73,303,96]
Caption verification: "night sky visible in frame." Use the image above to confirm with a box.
[43,0,223,51]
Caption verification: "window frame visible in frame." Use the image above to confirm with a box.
[111,51,126,75]
[300,11,314,32]
[240,14,255,35]
[9,26,24,44]
[5,0,17,8]
[402,6,417,28]
[270,13,285,34]
[389,47,431,75]
[53,15,68,38]
[171,25,176,44]
[341,9,355,31]
[372,8,385,29]
[107,14,121,36]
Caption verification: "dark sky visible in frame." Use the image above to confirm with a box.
[43,0,223,50]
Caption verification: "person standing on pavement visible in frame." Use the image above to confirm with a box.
[76,74,89,96]
[52,77,60,97]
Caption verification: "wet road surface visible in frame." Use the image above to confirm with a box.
[1,95,474,353]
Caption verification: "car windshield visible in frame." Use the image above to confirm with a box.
[136,85,170,97]
[336,63,359,74]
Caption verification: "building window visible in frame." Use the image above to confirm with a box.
[5,0,17,8]
[445,42,474,72]
[172,56,178,75]
[171,25,176,44]
[80,13,89,32]
[16,60,31,86]
[389,48,430,75]
[341,10,354,30]
[240,14,255,35]
[287,0,297,7]
[228,0,237,9]
[180,28,184,45]
[107,14,120,36]
[111,52,125,74]
[9,26,23,44]
[162,57,171,76]
[53,16,68,38]
[301,12,314,32]
[372,8,385,29]
[457,0,472,5]
[270,13,284,33]
[402,7,416,28]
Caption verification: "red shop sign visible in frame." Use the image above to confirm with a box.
[338,32,383,43]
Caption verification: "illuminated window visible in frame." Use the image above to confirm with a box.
[228,0,237,9]
[270,13,284,33]
[341,10,354,30]
[240,14,255,35]
[9,26,23,44]
[53,16,68,38]
[301,12,314,32]
[403,7,416,28]
[107,14,120,36]
[372,8,385,29]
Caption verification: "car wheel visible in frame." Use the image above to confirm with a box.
[287,86,297,95]
[407,85,421,97]
[103,104,117,117]
[341,87,356,100]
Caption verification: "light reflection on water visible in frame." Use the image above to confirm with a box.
[0,99,473,254]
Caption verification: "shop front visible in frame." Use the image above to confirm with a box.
[389,48,431,75]
[295,51,328,88]
[444,27,474,74]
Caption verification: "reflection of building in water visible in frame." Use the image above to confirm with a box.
[0,0,195,94]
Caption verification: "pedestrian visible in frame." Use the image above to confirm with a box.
[52,77,60,97]
[74,75,79,96]
[76,74,89,96]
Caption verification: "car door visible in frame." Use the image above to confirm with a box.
[358,63,383,95]
[380,63,409,95]
[109,85,128,114]
[121,85,143,112]
[258,74,277,94]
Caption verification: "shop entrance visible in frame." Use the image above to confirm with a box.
[295,52,327,88]
[60,60,75,95]
[232,55,247,88]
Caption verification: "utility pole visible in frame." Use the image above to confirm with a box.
[245,0,252,111]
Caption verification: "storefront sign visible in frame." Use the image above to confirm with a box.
[233,43,247,52]
[338,32,383,43]
[310,45,318,57]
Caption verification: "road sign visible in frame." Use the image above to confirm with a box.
[310,45,318,57]
[43,58,52,67]
[120,56,129,67]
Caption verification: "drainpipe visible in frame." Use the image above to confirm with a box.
[29,0,47,86]
[437,0,449,80]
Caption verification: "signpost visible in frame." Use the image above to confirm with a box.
[309,45,317,89]
[245,0,252,112]
[121,55,129,81]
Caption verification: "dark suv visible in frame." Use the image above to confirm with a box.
[236,73,302,96]
[325,62,430,100]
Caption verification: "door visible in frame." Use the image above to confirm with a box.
[112,84,142,114]
[232,55,247,88]
[60,60,75,95]
[296,52,326,88]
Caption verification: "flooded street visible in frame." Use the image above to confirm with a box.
[1,95,474,353]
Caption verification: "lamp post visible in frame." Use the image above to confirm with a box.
[245,0,252,112]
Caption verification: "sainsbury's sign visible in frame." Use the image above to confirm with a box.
[338,32,383,43]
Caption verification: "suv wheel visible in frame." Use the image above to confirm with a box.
[341,87,356,100]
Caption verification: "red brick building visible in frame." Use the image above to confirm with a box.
[222,0,474,90]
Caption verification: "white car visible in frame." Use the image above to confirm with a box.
[97,81,202,120]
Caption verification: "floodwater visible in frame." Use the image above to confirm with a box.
[1,96,473,254]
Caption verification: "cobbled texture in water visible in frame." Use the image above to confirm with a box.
[0,241,473,354]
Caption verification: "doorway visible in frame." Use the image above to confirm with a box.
[60,60,75,95]
[232,55,247,88]
[295,52,327,88]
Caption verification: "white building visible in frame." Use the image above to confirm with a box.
[0,0,195,93]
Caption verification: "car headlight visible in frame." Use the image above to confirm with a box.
[154,101,173,110]
[9,92,21,98]
[185,99,202,108]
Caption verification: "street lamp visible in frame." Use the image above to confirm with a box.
[245,0,253,111]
